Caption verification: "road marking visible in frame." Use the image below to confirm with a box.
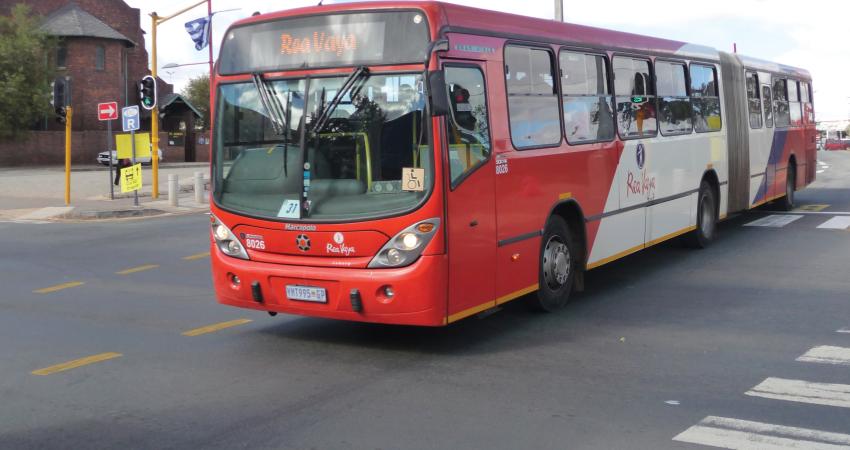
[115,264,159,275]
[744,215,804,228]
[673,415,850,449]
[182,319,253,336]
[745,377,850,408]
[33,281,84,294]
[762,211,850,216]
[817,170,825,174]
[838,328,850,334]
[32,352,122,376]
[817,217,850,230]
[796,204,830,212]
[182,251,210,261]
[797,346,850,366]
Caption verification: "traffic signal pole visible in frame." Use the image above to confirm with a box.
[150,0,208,200]
[64,106,73,205]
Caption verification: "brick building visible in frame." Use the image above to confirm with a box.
[0,0,207,165]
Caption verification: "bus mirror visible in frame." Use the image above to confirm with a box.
[428,70,449,117]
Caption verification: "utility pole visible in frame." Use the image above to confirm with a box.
[555,0,563,22]
[150,0,209,199]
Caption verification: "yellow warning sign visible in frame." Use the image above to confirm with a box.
[120,163,142,193]
[116,133,151,159]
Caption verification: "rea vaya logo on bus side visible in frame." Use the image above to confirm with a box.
[626,143,656,198]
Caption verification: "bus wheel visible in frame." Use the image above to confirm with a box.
[778,163,796,211]
[529,216,576,312]
[689,180,717,248]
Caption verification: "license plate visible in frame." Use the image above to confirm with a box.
[285,285,327,303]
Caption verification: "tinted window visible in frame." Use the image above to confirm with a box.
[95,45,105,71]
[762,85,773,128]
[746,71,762,129]
[505,46,561,148]
[445,66,491,187]
[690,64,721,132]
[657,61,692,135]
[57,42,67,68]
[559,51,614,143]
[788,80,802,126]
[773,78,790,127]
[613,56,656,138]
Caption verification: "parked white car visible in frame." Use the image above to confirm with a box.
[97,149,163,166]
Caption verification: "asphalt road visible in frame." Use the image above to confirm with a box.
[1,151,849,449]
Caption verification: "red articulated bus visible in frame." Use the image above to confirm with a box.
[209,2,816,326]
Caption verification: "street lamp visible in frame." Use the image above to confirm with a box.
[162,62,209,69]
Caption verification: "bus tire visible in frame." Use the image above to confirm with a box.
[528,215,576,312]
[689,180,717,248]
[778,162,796,211]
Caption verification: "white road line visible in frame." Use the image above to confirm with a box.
[817,217,850,230]
[745,215,804,228]
[745,377,850,408]
[838,328,850,334]
[763,211,850,216]
[798,346,850,366]
[673,416,850,449]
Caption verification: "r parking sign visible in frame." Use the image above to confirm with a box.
[122,105,140,132]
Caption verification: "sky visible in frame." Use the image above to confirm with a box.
[125,0,850,122]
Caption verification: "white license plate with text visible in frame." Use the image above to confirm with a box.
[285,285,327,303]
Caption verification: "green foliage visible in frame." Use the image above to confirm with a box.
[181,74,210,130]
[0,4,56,141]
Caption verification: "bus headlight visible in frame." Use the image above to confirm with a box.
[368,218,440,268]
[211,215,249,260]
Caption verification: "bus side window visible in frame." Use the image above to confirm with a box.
[762,85,773,128]
[746,71,762,129]
[444,66,491,187]
[690,63,722,132]
[612,56,657,138]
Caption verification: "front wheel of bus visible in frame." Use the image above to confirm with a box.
[529,216,576,312]
[689,180,717,249]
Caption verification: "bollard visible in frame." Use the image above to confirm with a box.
[168,174,178,207]
[194,171,205,204]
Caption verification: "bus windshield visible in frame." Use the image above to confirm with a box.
[213,72,432,221]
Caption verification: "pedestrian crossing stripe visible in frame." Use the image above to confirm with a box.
[674,416,850,449]
[797,346,850,366]
[745,215,804,227]
[745,377,850,408]
[817,216,850,230]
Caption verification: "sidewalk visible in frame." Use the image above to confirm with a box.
[0,164,210,222]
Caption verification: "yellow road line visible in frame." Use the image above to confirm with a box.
[182,319,253,337]
[32,352,122,376]
[796,204,829,212]
[116,264,159,275]
[33,281,84,294]
[182,251,210,261]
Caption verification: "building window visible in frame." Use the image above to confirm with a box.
[746,71,762,129]
[96,45,105,71]
[656,60,692,136]
[690,64,722,132]
[504,45,561,149]
[613,56,656,138]
[559,50,614,144]
[56,42,67,69]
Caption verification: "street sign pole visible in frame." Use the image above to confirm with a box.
[107,120,114,200]
[64,106,73,206]
[131,129,138,207]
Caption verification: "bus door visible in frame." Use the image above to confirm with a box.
[442,62,497,320]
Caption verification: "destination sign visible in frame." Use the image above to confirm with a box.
[219,11,429,75]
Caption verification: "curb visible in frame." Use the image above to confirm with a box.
[61,208,167,220]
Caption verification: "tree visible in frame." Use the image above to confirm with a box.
[0,4,56,141]
[181,74,210,130]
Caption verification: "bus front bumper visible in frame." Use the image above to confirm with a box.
[211,247,448,326]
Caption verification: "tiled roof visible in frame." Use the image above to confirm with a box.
[40,4,135,47]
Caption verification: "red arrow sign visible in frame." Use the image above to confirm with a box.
[97,102,118,121]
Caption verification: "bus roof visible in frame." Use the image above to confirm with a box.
[232,1,808,78]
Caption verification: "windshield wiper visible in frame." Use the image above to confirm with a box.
[251,73,288,136]
[311,65,369,134]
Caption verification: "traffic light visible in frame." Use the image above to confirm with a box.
[139,75,157,110]
[55,107,67,125]
[52,77,70,123]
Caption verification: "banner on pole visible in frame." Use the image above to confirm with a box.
[120,163,142,193]
[116,133,152,159]
[185,16,211,50]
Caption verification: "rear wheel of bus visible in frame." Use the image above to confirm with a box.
[689,180,718,248]
[529,216,576,312]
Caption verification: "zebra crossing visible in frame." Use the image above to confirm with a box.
[673,329,850,449]
[745,210,850,230]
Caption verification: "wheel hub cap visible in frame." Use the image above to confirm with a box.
[543,237,570,289]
